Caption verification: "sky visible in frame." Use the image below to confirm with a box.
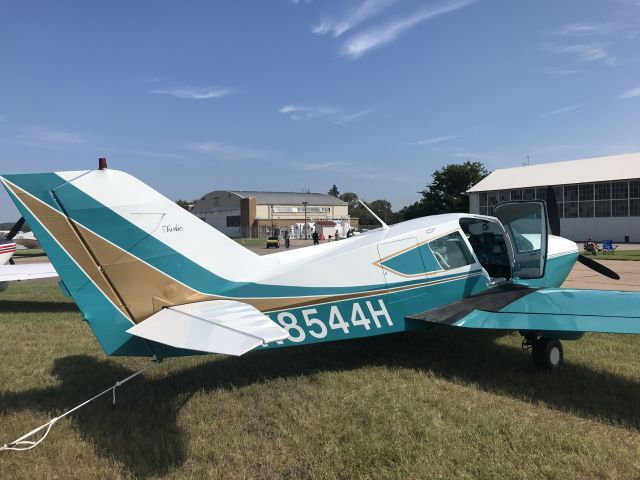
[1,0,640,221]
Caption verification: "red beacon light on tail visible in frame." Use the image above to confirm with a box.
[98,157,108,170]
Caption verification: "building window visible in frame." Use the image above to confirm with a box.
[226,215,241,227]
[630,180,640,199]
[612,199,628,217]
[579,201,594,218]
[479,192,487,205]
[564,202,579,218]
[631,199,640,216]
[595,200,611,217]
[595,182,610,200]
[564,185,579,202]
[535,188,546,201]
[553,186,563,202]
[611,181,628,200]
[523,188,535,200]
[579,184,594,201]
[498,190,510,202]
[510,189,522,200]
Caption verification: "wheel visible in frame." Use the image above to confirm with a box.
[532,337,563,370]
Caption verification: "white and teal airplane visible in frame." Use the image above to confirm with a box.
[1,162,638,371]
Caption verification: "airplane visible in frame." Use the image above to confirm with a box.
[0,218,57,292]
[1,159,638,372]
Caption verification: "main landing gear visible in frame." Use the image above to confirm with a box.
[522,335,564,370]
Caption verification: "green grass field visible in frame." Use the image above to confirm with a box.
[1,281,640,479]
[594,250,640,261]
[12,248,45,257]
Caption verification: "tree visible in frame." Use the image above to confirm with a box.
[328,184,340,197]
[419,161,489,215]
[368,199,394,224]
[176,199,197,210]
[339,192,359,210]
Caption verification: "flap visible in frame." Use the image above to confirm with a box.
[0,262,58,282]
[126,299,288,356]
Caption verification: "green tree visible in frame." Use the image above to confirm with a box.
[339,192,359,210]
[328,184,340,197]
[367,199,394,224]
[413,161,489,217]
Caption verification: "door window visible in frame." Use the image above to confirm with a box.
[429,232,475,270]
[494,202,548,279]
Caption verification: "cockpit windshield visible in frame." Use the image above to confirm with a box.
[459,217,511,282]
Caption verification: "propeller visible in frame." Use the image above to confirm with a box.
[3,217,25,265]
[545,186,561,236]
[545,186,620,280]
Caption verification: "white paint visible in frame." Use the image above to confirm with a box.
[126,299,287,355]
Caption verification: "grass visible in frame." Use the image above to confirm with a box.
[592,250,640,261]
[1,281,640,479]
[13,248,45,257]
[234,238,267,247]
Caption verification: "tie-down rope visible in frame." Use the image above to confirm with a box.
[1,359,159,452]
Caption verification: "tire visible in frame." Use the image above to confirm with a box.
[532,338,563,370]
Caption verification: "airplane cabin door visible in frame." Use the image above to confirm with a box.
[493,201,549,279]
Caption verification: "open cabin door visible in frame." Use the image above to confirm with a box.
[494,201,548,279]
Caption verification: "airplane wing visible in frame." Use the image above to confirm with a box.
[406,283,640,334]
[126,300,288,356]
[0,262,58,282]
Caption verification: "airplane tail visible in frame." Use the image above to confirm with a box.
[0,166,260,357]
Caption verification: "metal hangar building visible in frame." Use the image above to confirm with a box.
[467,152,640,242]
[192,190,353,238]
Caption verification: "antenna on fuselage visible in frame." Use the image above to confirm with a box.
[358,199,390,231]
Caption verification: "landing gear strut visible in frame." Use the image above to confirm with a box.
[523,335,563,370]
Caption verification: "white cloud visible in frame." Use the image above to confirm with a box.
[540,104,582,117]
[150,86,233,99]
[414,135,458,146]
[341,0,478,59]
[543,66,580,77]
[278,104,371,124]
[22,126,84,145]
[548,43,616,64]
[312,0,397,38]
[188,141,268,161]
[618,86,640,100]
[556,23,615,36]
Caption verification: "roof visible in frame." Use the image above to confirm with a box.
[226,191,346,206]
[467,152,640,193]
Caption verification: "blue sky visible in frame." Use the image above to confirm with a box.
[1,0,640,221]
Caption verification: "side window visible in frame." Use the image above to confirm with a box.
[429,232,475,270]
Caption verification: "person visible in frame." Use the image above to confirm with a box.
[284,230,290,249]
[334,229,340,241]
[346,228,353,238]
[584,237,599,255]
[312,230,320,245]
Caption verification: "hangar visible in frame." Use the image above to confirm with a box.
[467,152,640,242]
[192,190,355,238]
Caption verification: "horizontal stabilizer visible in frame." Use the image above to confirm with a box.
[0,262,58,282]
[126,300,288,356]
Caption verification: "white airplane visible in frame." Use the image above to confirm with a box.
[0,160,637,371]
[0,219,57,291]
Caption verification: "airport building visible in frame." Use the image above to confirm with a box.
[192,190,355,238]
[467,152,640,242]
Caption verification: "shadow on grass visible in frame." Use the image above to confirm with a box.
[0,300,78,313]
[1,328,639,477]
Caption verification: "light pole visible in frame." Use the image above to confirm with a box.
[302,201,309,239]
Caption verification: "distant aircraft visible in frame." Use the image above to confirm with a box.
[1,161,637,370]
[0,218,57,291]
